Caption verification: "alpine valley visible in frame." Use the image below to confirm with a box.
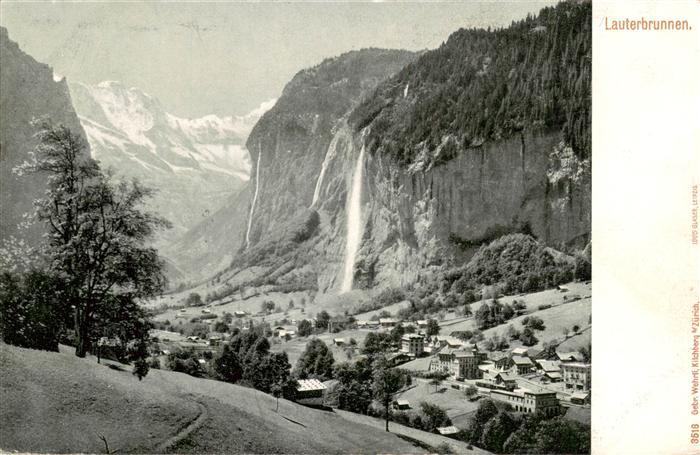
[198,1,592,304]
[68,81,275,280]
[1,1,592,301]
[0,2,594,454]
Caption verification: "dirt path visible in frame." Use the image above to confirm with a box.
[155,396,209,453]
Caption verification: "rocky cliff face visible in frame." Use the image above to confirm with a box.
[236,50,417,293]
[0,27,87,246]
[241,10,591,295]
[241,120,589,294]
[354,128,590,290]
[244,49,418,248]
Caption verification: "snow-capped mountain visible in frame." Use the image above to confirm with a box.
[69,81,276,252]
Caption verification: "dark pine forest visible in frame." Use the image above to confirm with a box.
[351,1,591,167]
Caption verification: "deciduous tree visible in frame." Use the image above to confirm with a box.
[295,338,334,381]
[372,358,405,432]
[426,318,440,336]
[297,319,313,337]
[213,344,242,383]
[19,121,169,360]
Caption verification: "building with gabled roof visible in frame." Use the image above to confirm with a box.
[492,371,518,389]
[393,399,411,410]
[431,335,463,351]
[488,351,511,370]
[511,355,535,374]
[536,359,561,372]
[511,347,529,356]
[556,351,585,362]
[544,371,562,382]
[570,391,591,405]
[437,426,460,435]
[295,379,327,406]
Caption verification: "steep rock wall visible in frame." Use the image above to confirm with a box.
[0,27,87,245]
[244,49,418,247]
[242,72,590,295]
[353,129,591,290]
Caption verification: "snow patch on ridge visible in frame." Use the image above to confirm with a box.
[72,81,272,180]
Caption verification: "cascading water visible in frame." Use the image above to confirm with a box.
[245,148,262,248]
[340,140,366,293]
[310,130,341,208]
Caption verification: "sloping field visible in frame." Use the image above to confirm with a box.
[335,409,490,454]
[480,297,591,351]
[0,343,463,454]
[438,282,591,347]
[270,329,371,366]
[394,379,481,427]
[0,344,200,453]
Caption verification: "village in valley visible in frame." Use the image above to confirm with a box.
[145,278,592,437]
[1,2,592,453]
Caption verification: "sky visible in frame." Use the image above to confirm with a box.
[1,1,558,118]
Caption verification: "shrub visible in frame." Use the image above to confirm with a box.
[420,402,452,432]
[295,339,335,381]
[520,327,539,346]
[168,356,202,376]
[0,270,66,352]
[573,253,591,281]
[435,442,453,454]
[523,316,545,331]
[133,358,150,381]
[213,344,242,383]
[297,319,313,337]
[213,321,229,333]
[185,293,203,306]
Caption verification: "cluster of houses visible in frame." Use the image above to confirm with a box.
[419,337,591,409]
[489,349,592,407]
[159,304,593,412]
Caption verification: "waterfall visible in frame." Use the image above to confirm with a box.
[245,148,262,248]
[340,140,366,293]
[311,131,341,208]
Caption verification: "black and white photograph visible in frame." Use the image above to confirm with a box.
[2,1,600,453]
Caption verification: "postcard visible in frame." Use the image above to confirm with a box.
[0,1,697,454]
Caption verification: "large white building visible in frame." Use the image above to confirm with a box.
[400,333,424,357]
[428,345,487,380]
[560,362,591,391]
[490,388,560,416]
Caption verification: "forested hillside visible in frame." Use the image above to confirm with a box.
[351,1,591,168]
